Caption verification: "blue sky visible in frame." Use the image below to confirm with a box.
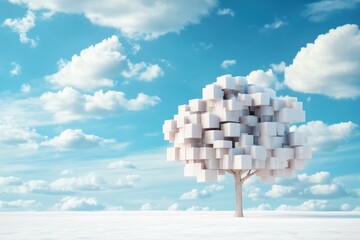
[0,0,359,212]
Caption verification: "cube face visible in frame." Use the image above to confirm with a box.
[201,113,220,129]
[222,122,241,137]
[189,99,206,113]
[162,74,311,183]
[184,123,202,139]
[233,155,252,169]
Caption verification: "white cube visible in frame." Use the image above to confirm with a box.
[288,132,306,146]
[259,122,277,136]
[221,122,242,137]
[233,155,252,169]
[189,99,206,113]
[226,98,242,111]
[241,115,258,126]
[185,147,200,160]
[294,146,312,159]
[200,147,216,159]
[202,84,224,100]
[250,145,267,160]
[204,130,224,144]
[273,148,295,161]
[184,123,202,139]
[251,92,270,106]
[213,140,232,149]
[216,74,237,90]
[201,113,220,129]
[197,169,218,182]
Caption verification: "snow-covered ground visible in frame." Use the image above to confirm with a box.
[0,211,359,239]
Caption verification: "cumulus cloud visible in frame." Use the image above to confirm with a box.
[53,196,106,211]
[0,118,44,149]
[180,184,224,200]
[10,62,21,76]
[309,183,347,197]
[270,61,286,73]
[298,172,330,184]
[9,0,217,39]
[221,59,236,69]
[246,69,283,89]
[140,202,154,211]
[290,121,357,151]
[303,0,360,22]
[42,129,114,150]
[0,199,39,210]
[246,203,272,211]
[3,10,37,47]
[276,200,329,211]
[107,160,136,169]
[46,36,125,90]
[340,203,351,211]
[1,173,107,194]
[217,8,235,17]
[186,206,211,211]
[21,83,31,93]
[122,62,164,81]
[115,174,141,188]
[40,87,160,122]
[265,185,294,198]
[168,203,183,211]
[285,24,360,99]
[0,176,23,186]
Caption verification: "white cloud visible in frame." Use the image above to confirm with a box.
[303,0,360,22]
[217,8,235,17]
[0,176,23,186]
[107,160,136,169]
[53,196,106,211]
[221,59,236,69]
[122,62,164,81]
[285,24,360,99]
[245,186,261,200]
[3,10,37,47]
[132,44,141,54]
[290,121,357,151]
[0,118,44,149]
[10,62,21,76]
[140,202,154,211]
[298,172,330,184]
[309,183,345,196]
[9,0,217,40]
[46,36,124,90]
[42,129,114,150]
[246,69,283,89]
[50,173,106,192]
[276,200,329,211]
[265,185,294,198]
[340,203,351,211]
[40,87,160,122]
[246,203,272,211]
[180,184,224,200]
[270,61,286,73]
[186,206,211,211]
[115,174,141,188]
[168,203,182,211]
[0,199,39,209]
[21,83,31,93]
[354,206,360,211]
[263,18,287,29]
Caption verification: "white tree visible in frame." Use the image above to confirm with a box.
[163,74,312,217]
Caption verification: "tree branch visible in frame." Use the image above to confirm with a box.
[241,170,257,183]
[225,170,236,177]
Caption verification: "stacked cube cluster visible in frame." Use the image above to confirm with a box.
[163,74,312,183]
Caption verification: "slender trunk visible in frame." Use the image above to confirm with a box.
[234,172,244,217]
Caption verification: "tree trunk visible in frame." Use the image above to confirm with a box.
[234,172,244,217]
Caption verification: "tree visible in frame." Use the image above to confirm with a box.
[162,74,312,217]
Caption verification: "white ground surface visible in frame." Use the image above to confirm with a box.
[0,211,359,239]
